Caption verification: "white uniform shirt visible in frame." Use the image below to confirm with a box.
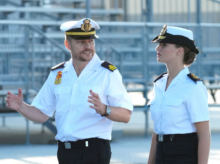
[148,67,209,135]
[31,54,133,141]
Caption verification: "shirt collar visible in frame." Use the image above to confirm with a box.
[173,67,189,83]
[83,53,102,72]
[62,59,72,73]
[62,53,101,73]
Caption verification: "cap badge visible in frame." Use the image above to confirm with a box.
[54,71,62,85]
[160,24,167,36]
[81,19,92,32]
[158,24,167,39]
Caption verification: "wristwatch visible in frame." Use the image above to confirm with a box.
[101,106,111,117]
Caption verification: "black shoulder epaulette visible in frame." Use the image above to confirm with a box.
[51,62,65,71]
[154,73,167,82]
[187,73,203,83]
[101,61,117,72]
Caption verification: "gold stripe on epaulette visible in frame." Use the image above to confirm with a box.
[109,65,117,71]
[191,74,200,80]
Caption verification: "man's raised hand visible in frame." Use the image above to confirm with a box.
[5,88,23,111]
[88,90,106,115]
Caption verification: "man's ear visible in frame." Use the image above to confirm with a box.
[64,40,70,50]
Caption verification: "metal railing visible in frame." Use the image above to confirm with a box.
[28,25,69,91]
[1,21,220,99]
[1,21,220,143]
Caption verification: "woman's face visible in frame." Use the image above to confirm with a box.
[155,43,180,65]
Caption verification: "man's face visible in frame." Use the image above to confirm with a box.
[67,38,95,62]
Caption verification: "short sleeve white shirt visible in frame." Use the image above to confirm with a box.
[31,54,133,141]
[148,67,209,135]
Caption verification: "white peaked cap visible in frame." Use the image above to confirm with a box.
[166,26,194,40]
[60,18,100,32]
[152,24,200,54]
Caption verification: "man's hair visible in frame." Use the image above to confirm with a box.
[65,35,72,42]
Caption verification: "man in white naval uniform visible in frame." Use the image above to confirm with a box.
[5,18,133,164]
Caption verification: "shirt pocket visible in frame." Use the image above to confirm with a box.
[165,99,183,106]
[164,98,186,121]
[79,84,102,114]
[54,86,72,96]
[54,86,72,112]
[80,84,102,94]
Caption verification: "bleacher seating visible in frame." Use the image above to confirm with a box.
[1,0,220,141]
[0,6,123,16]
[0,0,123,21]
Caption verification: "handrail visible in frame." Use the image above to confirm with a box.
[97,37,122,56]
[0,7,123,14]
[1,20,220,27]
[2,0,85,2]
[28,25,69,57]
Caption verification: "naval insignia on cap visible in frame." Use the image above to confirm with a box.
[160,24,167,35]
[101,61,117,72]
[81,19,92,32]
[158,24,167,40]
[187,73,203,83]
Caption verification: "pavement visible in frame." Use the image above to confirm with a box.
[0,133,220,164]
[0,91,220,164]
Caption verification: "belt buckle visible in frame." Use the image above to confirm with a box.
[64,142,71,149]
[85,141,89,147]
[158,135,163,142]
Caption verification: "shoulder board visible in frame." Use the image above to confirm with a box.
[101,61,117,72]
[187,73,203,83]
[51,62,65,71]
[154,73,167,82]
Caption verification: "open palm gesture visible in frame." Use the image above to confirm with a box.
[5,88,23,111]
[88,90,106,115]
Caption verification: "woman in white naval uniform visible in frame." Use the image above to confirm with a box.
[147,25,210,164]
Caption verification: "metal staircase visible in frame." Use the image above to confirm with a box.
[0,0,150,142]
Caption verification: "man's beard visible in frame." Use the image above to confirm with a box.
[75,50,94,62]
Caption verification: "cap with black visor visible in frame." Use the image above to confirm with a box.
[152,25,202,54]
[60,18,100,40]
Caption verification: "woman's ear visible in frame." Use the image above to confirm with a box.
[177,47,184,56]
[64,40,70,50]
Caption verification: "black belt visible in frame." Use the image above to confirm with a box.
[156,132,197,142]
[58,138,109,149]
